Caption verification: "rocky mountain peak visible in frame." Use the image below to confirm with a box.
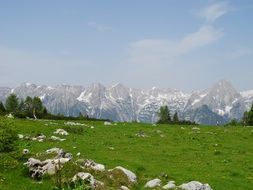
[0,80,252,125]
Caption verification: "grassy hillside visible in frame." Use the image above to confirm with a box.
[1,117,253,189]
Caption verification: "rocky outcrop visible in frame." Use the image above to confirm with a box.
[24,148,72,179]
[179,181,213,190]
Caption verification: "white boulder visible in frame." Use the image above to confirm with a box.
[37,134,46,140]
[114,166,137,183]
[179,181,213,190]
[25,152,72,179]
[162,181,176,189]
[25,158,42,167]
[104,121,112,126]
[82,159,105,172]
[46,147,61,154]
[144,178,161,188]
[54,129,69,136]
[6,113,14,119]
[120,186,130,190]
[50,135,66,141]
[64,121,85,126]
[18,134,24,139]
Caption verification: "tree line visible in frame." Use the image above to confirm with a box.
[0,94,108,121]
[0,94,47,119]
[227,104,253,126]
[157,105,197,125]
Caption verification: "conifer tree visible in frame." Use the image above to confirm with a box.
[5,94,19,113]
[0,102,6,114]
[24,96,33,117]
[248,104,253,126]
[157,106,171,124]
[173,112,179,124]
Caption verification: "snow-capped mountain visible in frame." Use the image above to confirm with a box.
[0,80,252,125]
[184,80,246,121]
[240,90,253,110]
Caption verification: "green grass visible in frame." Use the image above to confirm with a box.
[1,117,253,189]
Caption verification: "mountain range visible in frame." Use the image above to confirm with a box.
[0,80,252,125]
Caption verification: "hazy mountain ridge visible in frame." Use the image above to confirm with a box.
[0,80,252,125]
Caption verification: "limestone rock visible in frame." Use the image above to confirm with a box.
[46,147,61,154]
[82,159,105,172]
[162,181,176,189]
[114,166,137,183]
[50,135,66,141]
[54,129,69,136]
[104,121,112,126]
[179,181,213,190]
[18,134,24,139]
[144,178,161,188]
[120,186,130,190]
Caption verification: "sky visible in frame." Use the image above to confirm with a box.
[0,0,253,92]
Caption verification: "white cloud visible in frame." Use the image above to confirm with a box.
[128,25,223,65]
[87,21,112,31]
[198,1,230,22]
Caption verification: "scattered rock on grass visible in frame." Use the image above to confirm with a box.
[162,181,176,189]
[120,186,130,190]
[79,159,105,172]
[144,178,161,188]
[46,147,61,154]
[6,113,14,119]
[64,121,85,126]
[104,121,112,126]
[18,134,24,139]
[32,134,46,142]
[111,166,137,183]
[135,131,147,138]
[54,129,69,136]
[179,181,213,190]
[50,135,66,142]
[25,148,72,179]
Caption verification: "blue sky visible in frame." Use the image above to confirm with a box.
[0,0,253,91]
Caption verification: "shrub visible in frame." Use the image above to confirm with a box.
[0,118,18,152]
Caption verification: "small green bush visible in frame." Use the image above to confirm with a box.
[0,118,18,152]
